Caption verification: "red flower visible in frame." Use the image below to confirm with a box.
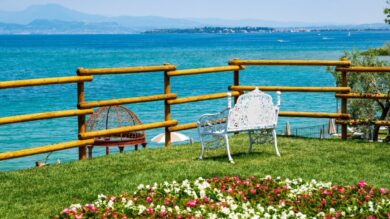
[160,210,167,217]
[61,208,70,214]
[87,204,95,212]
[250,189,257,195]
[186,200,197,208]
[321,198,327,205]
[357,180,367,188]
[146,196,152,203]
[146,208,154,214]
[338,187,345,193]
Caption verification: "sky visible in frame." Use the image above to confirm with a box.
[0,0,387,24]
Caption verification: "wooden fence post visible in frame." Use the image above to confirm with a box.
[340,58,349,140]
[232,58,241,104]
[164,64,172,147]
[77,69,87,159]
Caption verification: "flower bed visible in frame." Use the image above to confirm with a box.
[57,176,390,218]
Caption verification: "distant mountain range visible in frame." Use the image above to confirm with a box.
[0,4,389,34]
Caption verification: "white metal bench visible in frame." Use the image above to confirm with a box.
[197,88,281,163]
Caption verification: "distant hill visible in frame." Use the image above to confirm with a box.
[0,4,202,30]
[0,19,135,34]
[0,4,388,34]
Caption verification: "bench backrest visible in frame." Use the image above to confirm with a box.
[227,88,281,132]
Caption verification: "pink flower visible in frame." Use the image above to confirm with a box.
[146,208,154,214]
[186,200,197,208]
[323,190,332,195]
[357,180,367,188]
[213,177,219,182]
[250,189,257,195]
[368,215,376,219]
[87,204,95,212]
[273,188,279,194]
[75,213,83,219]
[365,195,370,201]
[380,188,387,194]
[164,198,170,205]
[61,208,70,214]
[321,198,327,205]
[338,187,345,193]
[160,210,167,217]
[146,196,152,203]
[203,197,210,202]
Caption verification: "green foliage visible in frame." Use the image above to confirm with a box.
[330,50,389,130]
[361,43,390,56]
[0,136,389,218]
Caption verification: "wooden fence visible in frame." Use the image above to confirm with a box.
[0,58,389,161]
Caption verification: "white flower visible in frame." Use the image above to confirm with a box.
[221,207,230,215]
[231,204,238,210]
[208,213,218,219]
[97,194,106,200]
[138,205,146,214]
[137,184,145,190]
[257,204,265,213]
[125,200,133,208]
[107,200,114,208]
[70,204,81,209]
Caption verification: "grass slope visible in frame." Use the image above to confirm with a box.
[0,136,389,218]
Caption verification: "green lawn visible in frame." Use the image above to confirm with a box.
[0,136,389,218]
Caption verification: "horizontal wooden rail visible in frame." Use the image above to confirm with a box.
[167,66,243,77]
[0,109,93,125]
[0,139,95,161]
[336,119,390,126]
[168,112,348,132]
[336,66,390,72]
[168,123,198,131]
[336,93,390,100]
[229,59,351,66]
[0,76,93,89]
[279,111,350,119]
[77,65,176,75]
[229,86,351,93]
[168,91,240,105]
[80,93,177,109]
[80,120,177,139]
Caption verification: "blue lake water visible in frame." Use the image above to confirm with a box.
[0,31,389,171]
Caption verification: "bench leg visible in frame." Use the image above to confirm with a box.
[224,134,234,164]
[248,131,253,153]
[199,136,205,160]
[272,129,281,156]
